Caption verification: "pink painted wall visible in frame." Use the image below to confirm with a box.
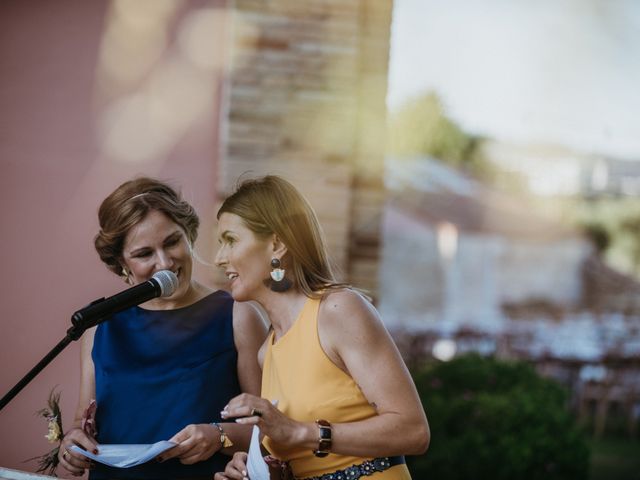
[0,0,228,472]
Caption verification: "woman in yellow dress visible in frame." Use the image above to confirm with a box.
[213,176,429,480]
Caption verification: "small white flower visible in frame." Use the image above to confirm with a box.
[45,417,61,444]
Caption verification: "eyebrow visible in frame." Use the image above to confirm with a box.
[164,231,183,241]
[127,230,183,255]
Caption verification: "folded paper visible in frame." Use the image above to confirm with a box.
[70,442,176,468]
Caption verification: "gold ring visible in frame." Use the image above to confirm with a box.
[63,450,69,461]
[250,408,262,417]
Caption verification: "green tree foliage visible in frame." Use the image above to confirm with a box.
[620,215,640,273]
[387,92,490,176]
[569,197,640,277]
[408,355,589,480]
[582,221,611,254]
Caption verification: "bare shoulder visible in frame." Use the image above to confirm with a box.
[232,300,268,346]
[320,288,374,313]
[233,300,265,327]
[318,288,383,336]
[317,289,398,376]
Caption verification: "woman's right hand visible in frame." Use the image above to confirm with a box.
[58,427,98,476]
[214,451,249,480]
[222,394,311,451]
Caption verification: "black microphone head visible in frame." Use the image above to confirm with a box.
[152,270,179,297]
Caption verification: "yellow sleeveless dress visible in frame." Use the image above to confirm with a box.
[262,296,412,479]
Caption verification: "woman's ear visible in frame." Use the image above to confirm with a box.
[120,262,132,285]
[272,235,288,258]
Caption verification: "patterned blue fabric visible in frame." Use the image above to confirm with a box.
[90,290,239,479]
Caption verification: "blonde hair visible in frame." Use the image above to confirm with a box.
[217,175,348,298]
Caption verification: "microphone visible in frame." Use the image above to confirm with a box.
[71,270,179,328]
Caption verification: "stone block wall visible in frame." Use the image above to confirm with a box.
[218,0,393,300]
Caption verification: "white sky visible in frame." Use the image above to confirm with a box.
[387,0,640,159]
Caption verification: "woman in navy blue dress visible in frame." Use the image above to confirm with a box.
[57,177,267,479]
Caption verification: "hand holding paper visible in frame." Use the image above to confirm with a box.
[70,442,176,468]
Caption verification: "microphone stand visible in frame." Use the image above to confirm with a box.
[0,297,106,412]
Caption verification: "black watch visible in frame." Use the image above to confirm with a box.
[313,419,332,458]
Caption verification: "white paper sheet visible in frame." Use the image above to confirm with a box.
[70,442,176,468]
[246,426,270,480]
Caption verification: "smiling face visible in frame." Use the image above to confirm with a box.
[121,209,194,307]
[215,212,277,302]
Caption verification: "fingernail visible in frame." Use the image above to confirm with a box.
[235,418,245,424]
[242,470,247,476]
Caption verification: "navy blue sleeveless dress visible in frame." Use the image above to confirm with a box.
[90,290,240,479]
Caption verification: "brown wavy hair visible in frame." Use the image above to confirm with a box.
[94,177,199,276]
[217,175,348,298]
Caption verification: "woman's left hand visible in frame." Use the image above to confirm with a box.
[214,451,248,480]
[221,393,311,450]
[158,424,220,464]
